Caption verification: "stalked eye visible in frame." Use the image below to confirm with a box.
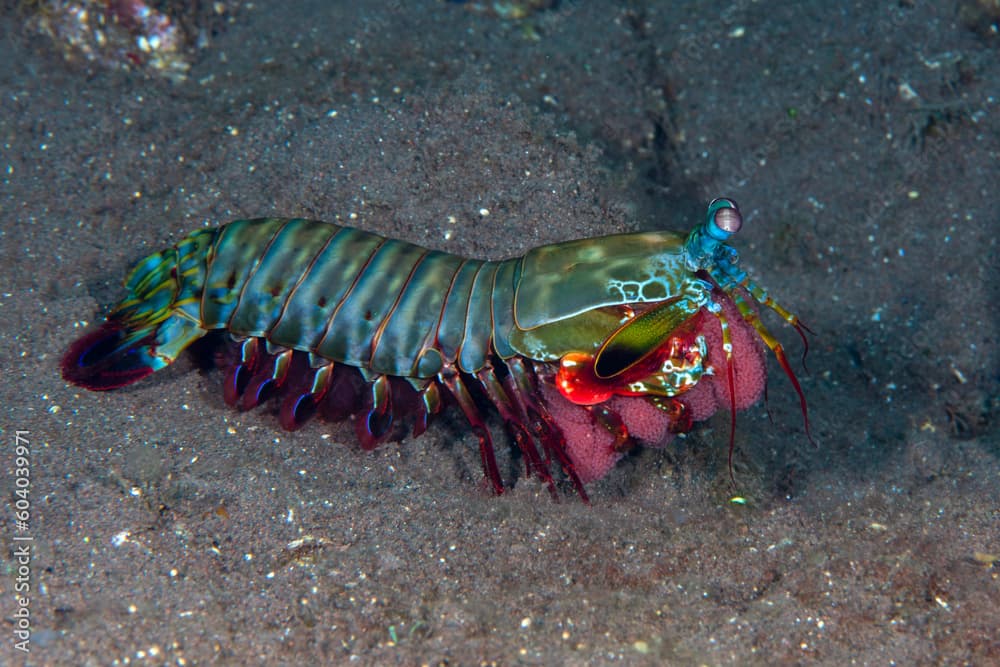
[713,201,742,234]
[706,197,742,239]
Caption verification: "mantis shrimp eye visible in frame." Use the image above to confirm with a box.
[712,199,743,234]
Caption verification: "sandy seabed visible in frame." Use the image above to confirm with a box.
[1,1,997,665]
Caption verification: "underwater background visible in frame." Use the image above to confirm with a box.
[1,1,997,664]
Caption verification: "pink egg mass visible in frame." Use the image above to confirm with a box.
[542,296,768,483]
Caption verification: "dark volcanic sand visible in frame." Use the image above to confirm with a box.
[1,2,998,665]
